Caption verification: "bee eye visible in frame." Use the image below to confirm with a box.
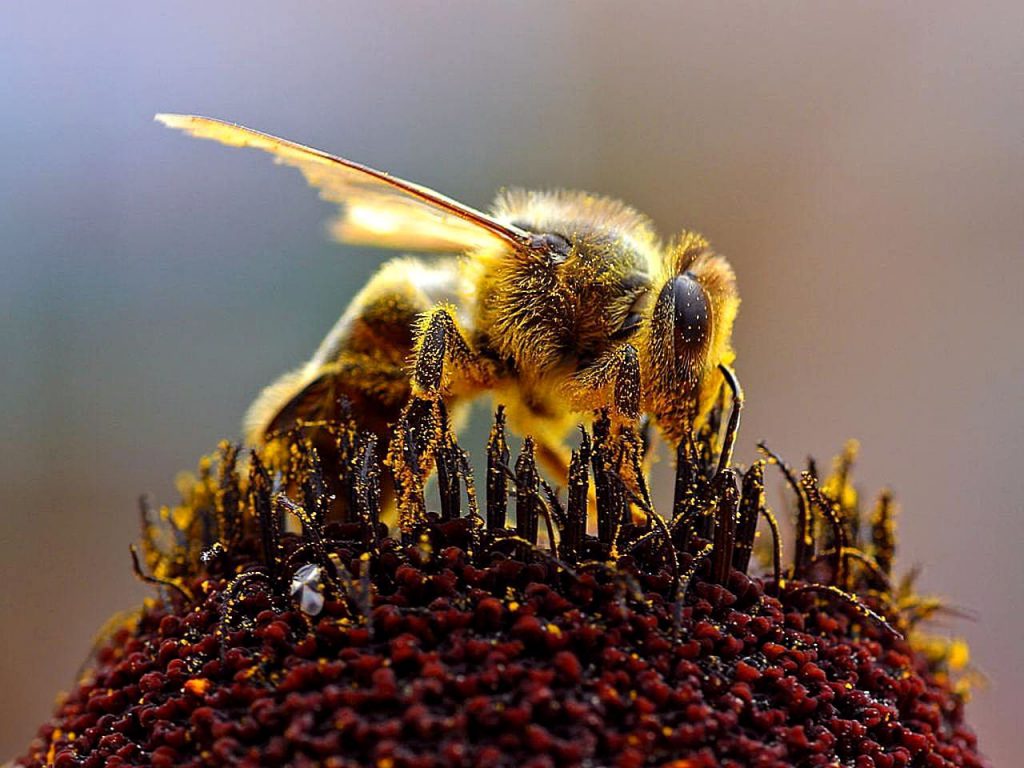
[530,232,572,264]
[656,273,710,357]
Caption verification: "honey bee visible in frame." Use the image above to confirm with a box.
[157,114,741,522]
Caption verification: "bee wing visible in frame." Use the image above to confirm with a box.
[155,114,532,254]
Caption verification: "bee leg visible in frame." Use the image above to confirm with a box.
[568,343,642,422]
[406,305,487,464]
[613,345,642,421]
[391,306,490,529]
[411,305,485,398]
[715,363,744,476]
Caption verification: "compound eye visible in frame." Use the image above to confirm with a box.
[663,272,710,355]
[530,232,572,263]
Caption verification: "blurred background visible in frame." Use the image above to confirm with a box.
[1,1,1021,762]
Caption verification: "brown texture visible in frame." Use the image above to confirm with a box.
[16,409,987,767]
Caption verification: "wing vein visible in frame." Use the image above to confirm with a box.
[155,113,531,254]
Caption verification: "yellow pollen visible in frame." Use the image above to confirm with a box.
[184,678,212,696]
[46,729,62,764]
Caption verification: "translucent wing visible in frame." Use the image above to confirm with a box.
[155,114,532,254]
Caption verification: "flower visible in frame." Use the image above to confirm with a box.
[15,405,987,767]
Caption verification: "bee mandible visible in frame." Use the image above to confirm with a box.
[157,115,741,524]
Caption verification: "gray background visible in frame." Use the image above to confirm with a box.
[1,2,1021,763]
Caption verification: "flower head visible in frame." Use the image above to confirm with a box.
[16,404,987,767]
